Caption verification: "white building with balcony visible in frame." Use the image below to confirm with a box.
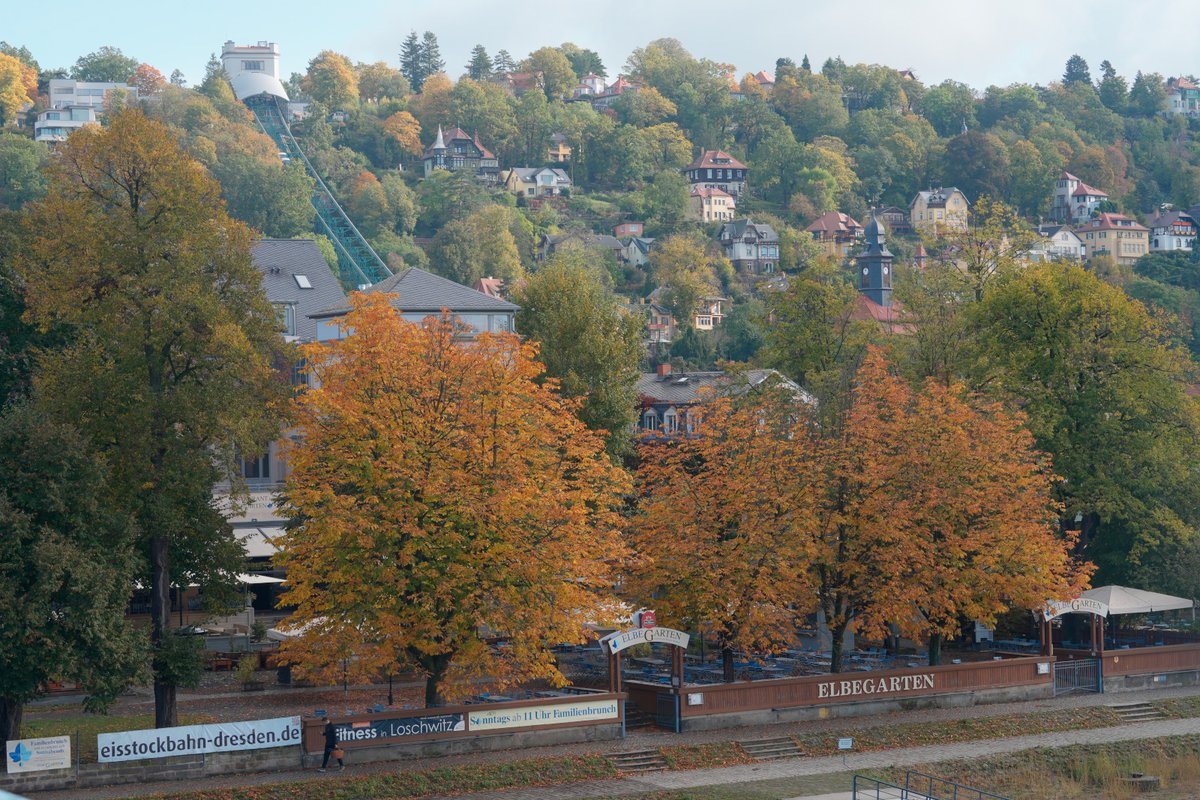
[34,105,98,142]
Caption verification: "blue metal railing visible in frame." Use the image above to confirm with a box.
[243,94,390,290]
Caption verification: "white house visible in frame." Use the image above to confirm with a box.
[1148,209,1197,253]
[1050,171,1109,224]
[1032,224,1084,261]
[220,40,288,103]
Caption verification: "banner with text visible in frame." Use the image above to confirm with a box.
[468,698,620,732]
[98,716,301,763]
[332,713,465,747]
[604,626,690,654]
[6,736,71,773]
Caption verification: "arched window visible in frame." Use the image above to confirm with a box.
[663,407,678,434]
[642,409,659,432]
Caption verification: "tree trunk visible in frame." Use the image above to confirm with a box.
[928,633,943,666]
[721,646,735,683]
[830,621,848,673]
[150,534,177,729]
[0,697,23,744]
[422,653,452,707]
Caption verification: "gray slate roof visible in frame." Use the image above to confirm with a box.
[637,368,810,405]
[717,219,779,243]
[250,239,346,343]
[311,266,519,319]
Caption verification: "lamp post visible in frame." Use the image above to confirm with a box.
[387,672,394,707]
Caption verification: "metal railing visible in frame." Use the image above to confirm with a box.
[243,95,390,291]
[853,771,1009,800]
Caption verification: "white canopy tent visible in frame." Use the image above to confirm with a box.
[1081,585,1194,616]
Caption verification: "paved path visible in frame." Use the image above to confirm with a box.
[463,716,1200,799]
[26,685,1200,799]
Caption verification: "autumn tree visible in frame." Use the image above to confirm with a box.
[129,63,165,97]
[18,110,286,727]
[524,46,577,101]
[628,377,816,681]
[304,50,359,110]
[650,232,729,329]
[277,293,629,706]
[357,61,409,102]
[0,53,36,126]
[427,204,524,286]
[885,376,1089,665]
[514,248,644,458]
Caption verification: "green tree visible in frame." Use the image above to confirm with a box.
[17,110,287,728]
[524,46,577,101]
[493,50,516,74]
[762,259,876,396]
[1128,71,1167,117]
[1097,60,1128,113]
[420,31,445,82]
[210,155,314,238]
[427,205,523,286]
[971,264,1200,585]
[514,250,643,458]
[919,80,978,137]
[559,42,605,78]
[940,131,1010,202]
[466,45,492,80]
[399,31,425,91]
[642,170,690,235]
[415,168,490,233]
[1062,54,1092,86]
[380,172,419,234]
[70,46,138,82]
[0,133,47,210]
[0,404,146,742]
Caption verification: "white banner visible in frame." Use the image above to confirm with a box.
[1043,597,1109,621]
[603,626,690,654]
[6,735,70,773]
[468,699,619,732]
[97,716,301,763]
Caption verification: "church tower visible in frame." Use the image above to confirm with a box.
[856,211,894,307]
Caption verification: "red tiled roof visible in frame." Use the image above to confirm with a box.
[473,131,495,159]
[690,185,732,199]
[474,277,505,298]
[806,211,862,235]
[1077,212,1149,233]
[685,149,747,171]
[1071,181,1108,198]
[851,295,913,334]
[1059,170,1080,181]
[753,70,774,85]
[1172,77,1198,91]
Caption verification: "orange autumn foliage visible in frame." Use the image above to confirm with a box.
[276,293,629,706]
[381,110,423,157]
[627,376,816,663]
[629,348,1089,673]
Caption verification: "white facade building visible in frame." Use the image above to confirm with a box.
[34,105,98,142]
[220,40,288,102]
[1148,210,1197,253]
[1032,225,1084,261]
[47,78,137,110]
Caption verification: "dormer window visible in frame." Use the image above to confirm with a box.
[294,274,312,289]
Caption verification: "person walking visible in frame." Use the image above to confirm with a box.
[318,719,344,772]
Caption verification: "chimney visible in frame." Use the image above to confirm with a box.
[656,363,672,378]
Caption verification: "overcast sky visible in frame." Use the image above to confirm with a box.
[8,0,1196,90]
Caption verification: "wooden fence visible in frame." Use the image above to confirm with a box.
[1102,642,1200,678]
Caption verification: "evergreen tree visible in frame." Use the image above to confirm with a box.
[801,54,811,72]
[1097,60,1128,113]
[493,49,516,74]
[420,31,445,82]
[168,68,185,86]
[400,30,423,91]
[466,44,492,80]
[1063,54,1091,86]
[1129,71,1167,117]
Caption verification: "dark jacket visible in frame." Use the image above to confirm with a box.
[323,722,338,749]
